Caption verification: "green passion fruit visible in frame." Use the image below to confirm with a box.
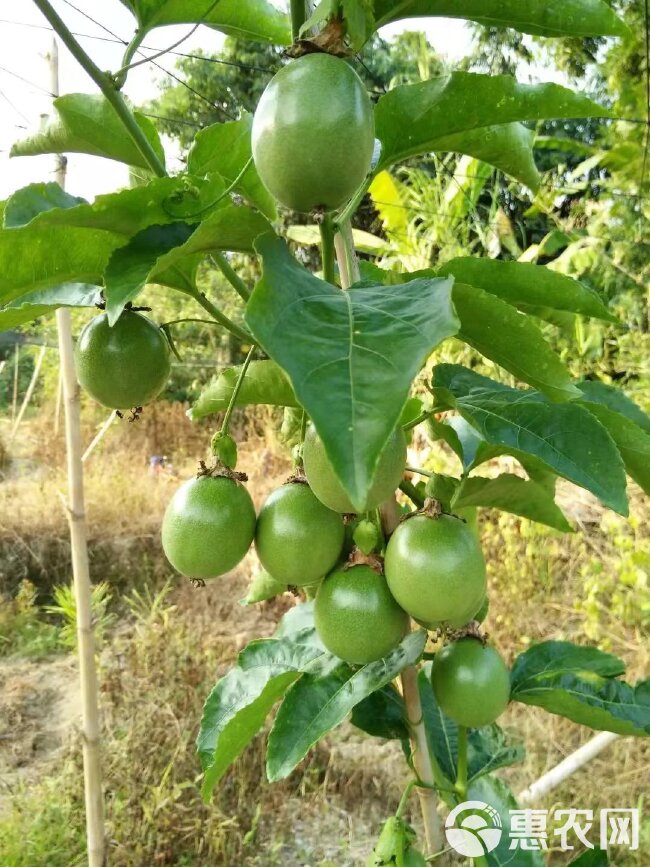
[314,564,409,665]
[255,482,345,587]
[303,426,407,514]
[251,53,375,212]
[384,513,486,626]
[162,475,256,579]
[75,310,170,409]
[431,638,510,728]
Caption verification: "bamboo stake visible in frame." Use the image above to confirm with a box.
[518,731,620,805]
[9,344,47,440]
[82,411,118,464]
[11,345,20,424]
[49,38,105,867]
[54,366,63,436]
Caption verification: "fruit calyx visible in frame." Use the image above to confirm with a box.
[445,621,489,645]
[284,471,309,486]
[196,459,248,483]
[287,17,350,58]
[344,546,384,573]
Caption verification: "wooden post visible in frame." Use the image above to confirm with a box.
[49,37,106,867]
[11,344,20,424]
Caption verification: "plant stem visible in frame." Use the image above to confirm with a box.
[335,171,376,227]
[455,726,468,800]
[190,290,253,344]
[32,0,167,178]
[396,780,416,820]
[340,219,361,284]
[221,345,256,435]
[114,28,145,87]
[406,465,434,478]
[319,214,337,284]
[400,479,425,509]
[400,665,444,854]
[403,409,436,431]
[290,0,308,40]
[210,252,251,302]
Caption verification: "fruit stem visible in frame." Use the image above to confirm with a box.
[400,665,444,854]
[290,0,308,40]
[210,252,251,302]
[32,0,167,179]
[395,779,416,819]
[406,465,434,478]
[189,290,253,343]
[319,213,337,285]
[399,479,425,509]
[220,345,256,436]
[455,726,468,800]
[335,171,376,227]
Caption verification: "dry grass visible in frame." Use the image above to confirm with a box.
[0,401,648,865]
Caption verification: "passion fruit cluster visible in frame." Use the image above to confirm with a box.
[159,425,509,729]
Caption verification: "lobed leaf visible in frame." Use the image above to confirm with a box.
[438,258,616,323]
[266,630,427,781]
[187,113,277,219]
[432,365,628,515]
[119,0,291,43]
[246,234,459,511]
[375,73,611,173]
[510,641,650,737]
[11,94,165,171]
[373,0,627,38]
[453,474,572,532]
[190,359,299,420]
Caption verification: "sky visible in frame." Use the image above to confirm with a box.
[0,1,476,201]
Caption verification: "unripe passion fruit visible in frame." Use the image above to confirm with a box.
[384,513,486,626]
[303,426,407,514]
[255,482,345,586]
[315,564,409,665]
[431,638,510,727]
[162,475,256,579]
[75,310,170,409]
[252,53,375,212]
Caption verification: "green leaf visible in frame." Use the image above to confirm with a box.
[375,73,610,173]
[468,775,545,867]
[453,283,580,401]
[438,258,616,323]
[373,0,628,38]
[187,113,277,220]
[190,359,298,420]
[300,0,339,36]
[3,182,86,228]
[11,94,165,171]
[418,669,524,788]
[350,685,408,741]
[510,641,650,737]
[198,631,330,800]
[567,850,608,867]
[0,176,227,305]
[432,365,628,515]
[0,283,99,331]
[246,234,459,511]
[453,474,572,532]
[274,601,316,639]
[104,206,270,322]
[241,570,288,605]
[428,123,541,190]
[577,381,650,433]
[578,402,650,496]
[120,0,291,43]
[104,223,194,323]
[266,630,426,781]
[341,0,374,49]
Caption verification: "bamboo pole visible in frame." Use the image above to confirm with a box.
[54,366,63,436]
[518,731,620,805]
[82,411,118,464]
[9,344,47,440]
[49,38,106,867]
[11,345,20,424]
